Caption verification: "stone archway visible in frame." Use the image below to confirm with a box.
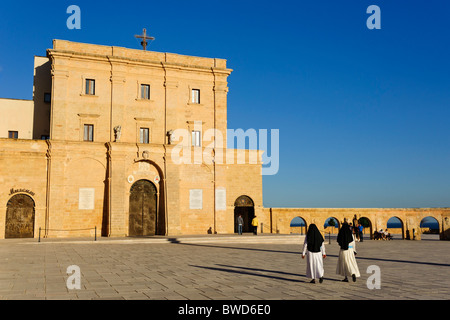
[290,216,307,235]
[386,216,405,240]
[5,194,35,239]
[420,216,440,240]
[324,217,340,235]
[358,216,373,240]
[129,179,158,236]
[234,195,255,233]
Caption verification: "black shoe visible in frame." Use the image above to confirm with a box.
[352,274,356,282]
[310,279,315,283]
[342,278,348,282]
[319,277,323,283]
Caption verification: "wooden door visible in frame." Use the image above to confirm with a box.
[129,180,157,236]
[5,194,35,239]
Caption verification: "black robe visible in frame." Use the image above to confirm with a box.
[306,224,324,253]
[337,223,354,250]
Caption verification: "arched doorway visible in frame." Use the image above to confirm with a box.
[290,216,307,235]
[420,216,440,240]
[234,195,254,233]
[324,217,340,235]
[358,217,373,240]
[386,216,404,240]
[5,194,35,239]
[129,180,158,236]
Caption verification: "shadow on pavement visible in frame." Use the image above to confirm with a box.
[177,242,450,268]
[190,263,342,283]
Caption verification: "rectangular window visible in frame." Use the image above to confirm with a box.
[140,127,149,144]
[44,92,51,103]
[141,84,150,100]
[192,131,201,147]
[83,124,94,142]
[85,79,95,95]
[191,89,200,104]
[8,131,18,139]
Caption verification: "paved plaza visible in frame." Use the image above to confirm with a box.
[0,234,449,301]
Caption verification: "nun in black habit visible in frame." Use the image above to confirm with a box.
[336,222,360,282]
[302,224,326,283]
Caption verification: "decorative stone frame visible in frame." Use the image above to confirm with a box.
[135,117,155,144]
[78,113,100,142]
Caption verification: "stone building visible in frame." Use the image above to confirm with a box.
[0,39,263,239]
[1,39,449,240]
[0,98,34,140]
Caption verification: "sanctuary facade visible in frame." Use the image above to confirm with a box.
[0,39,263,238]
[1,39,449,240]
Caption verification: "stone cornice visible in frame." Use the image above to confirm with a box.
[48,49,232,75]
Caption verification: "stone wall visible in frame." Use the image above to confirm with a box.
[261,207,450,240]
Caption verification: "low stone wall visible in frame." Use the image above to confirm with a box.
[261,207,450,241]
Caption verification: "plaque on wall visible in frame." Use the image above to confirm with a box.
[189,189,203,210]
[215,188,226,211]
[79,188,95,210]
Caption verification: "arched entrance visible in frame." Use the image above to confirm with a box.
[420,216,440,240]
[387,216,404,240]
[358,217,373,240]
[234,195,254,233]
[324,217,340,235]
[290,216,307,235]
[129,180,158,236]
[5,194,35,239]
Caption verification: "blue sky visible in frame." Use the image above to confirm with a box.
[1,0,449,208]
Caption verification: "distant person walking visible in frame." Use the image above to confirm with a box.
[302,224,326,283]
[251,216,259,235]
[237,214,244,235]
[336,222,360,282]
[358,223,364,242]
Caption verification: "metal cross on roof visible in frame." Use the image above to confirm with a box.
[134,28,155,51]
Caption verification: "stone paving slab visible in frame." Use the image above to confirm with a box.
[0,235,449,302]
